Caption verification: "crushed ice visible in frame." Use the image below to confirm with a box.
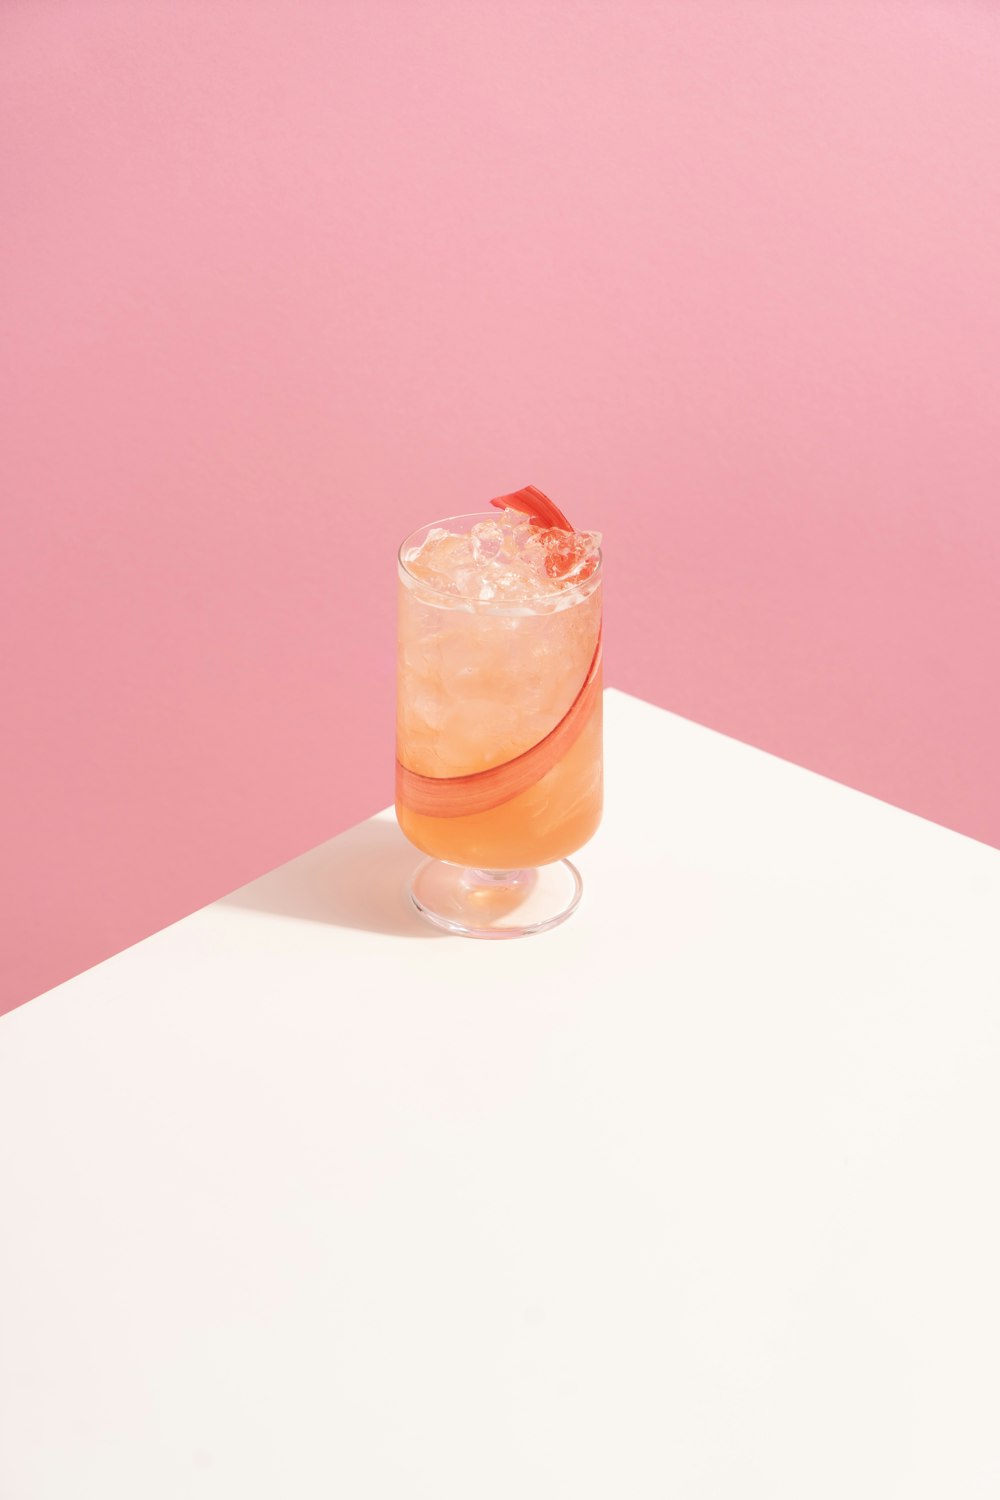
[405,508,601,604]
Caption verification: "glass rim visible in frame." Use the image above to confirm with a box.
[397,511,603,607]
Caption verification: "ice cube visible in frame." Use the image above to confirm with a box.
[493,566,533,599]
[497,507,532,558]
[518,531,548,579]
[419,532,474,590]
[470,520,504,563]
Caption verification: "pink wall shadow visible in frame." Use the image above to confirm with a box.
[3,2,999,1013]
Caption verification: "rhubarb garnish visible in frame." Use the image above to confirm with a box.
[396,623,602,818]
[490,484,573,532]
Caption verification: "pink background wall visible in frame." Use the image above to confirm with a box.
[3,2,999,1014]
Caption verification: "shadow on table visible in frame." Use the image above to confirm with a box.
[220,817,443,939]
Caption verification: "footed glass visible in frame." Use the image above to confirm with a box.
[395,498,603,938]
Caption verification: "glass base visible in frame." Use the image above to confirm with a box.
[409,858,583,939]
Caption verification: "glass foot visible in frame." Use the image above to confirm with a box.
[410,858,583,939]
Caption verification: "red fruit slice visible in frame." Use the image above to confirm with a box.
[396,623,602,818]
[489,484,573,532]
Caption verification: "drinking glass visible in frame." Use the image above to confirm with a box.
[396,512,603,938]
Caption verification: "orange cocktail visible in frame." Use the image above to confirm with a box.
[396,487,603,938]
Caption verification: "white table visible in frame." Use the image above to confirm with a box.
[2,689,999,1499]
